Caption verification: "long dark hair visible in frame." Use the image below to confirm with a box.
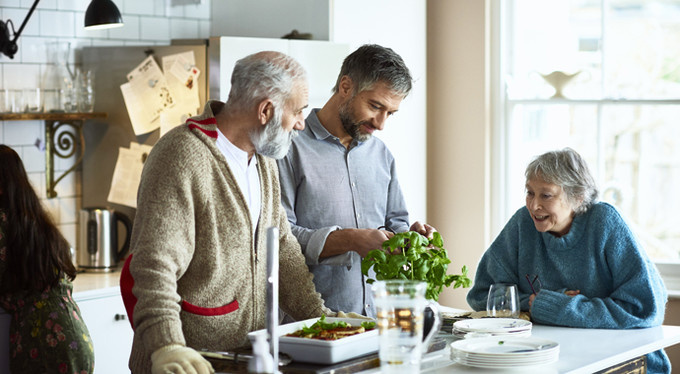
[0,145,76,292]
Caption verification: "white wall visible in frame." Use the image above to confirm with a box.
[331,0,428,223]
[0,0,212,248]
[427,0,492,309]
[210,0,330,40]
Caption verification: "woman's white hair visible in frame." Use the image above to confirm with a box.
[525,147,599,215]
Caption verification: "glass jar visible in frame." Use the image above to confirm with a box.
[75,68,95,112]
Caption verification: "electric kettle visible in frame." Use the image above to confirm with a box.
[78,207,132,272]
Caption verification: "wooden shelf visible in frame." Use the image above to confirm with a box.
[1,112,108,198]
[0,112,107,121]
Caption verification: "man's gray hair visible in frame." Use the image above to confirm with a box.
[332,44,412,97]
[226,51,307,112]
[525,147,599,215]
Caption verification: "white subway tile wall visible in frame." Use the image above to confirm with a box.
[0,0,212,247]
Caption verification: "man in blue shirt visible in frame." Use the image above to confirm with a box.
[277,44,435,318]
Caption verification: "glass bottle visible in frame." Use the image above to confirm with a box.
[42,41,75,112]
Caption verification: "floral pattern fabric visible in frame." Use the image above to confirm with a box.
[0,211,95,373]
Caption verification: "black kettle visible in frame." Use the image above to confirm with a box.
[77,207,132,272]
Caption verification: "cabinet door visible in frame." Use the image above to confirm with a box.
[78,295,133,374]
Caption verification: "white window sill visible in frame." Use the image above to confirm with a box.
[655,261,680,300]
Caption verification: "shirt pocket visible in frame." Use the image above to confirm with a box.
[180,299,239,316]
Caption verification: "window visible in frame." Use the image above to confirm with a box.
[496,0,680,290]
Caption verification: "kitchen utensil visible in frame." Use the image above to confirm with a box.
[78,207,132,272]
[198,349,292,366]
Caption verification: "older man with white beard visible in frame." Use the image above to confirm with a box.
[120,51,333,374]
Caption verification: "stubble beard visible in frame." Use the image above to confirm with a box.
[339,100,372,143]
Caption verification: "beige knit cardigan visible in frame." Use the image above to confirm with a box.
[126,101,330,373]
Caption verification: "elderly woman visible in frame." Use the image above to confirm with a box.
[466,148,670,373]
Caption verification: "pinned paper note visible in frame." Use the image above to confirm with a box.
[120,56,175,135]
[162,51,201,120]
[107,142,154,208]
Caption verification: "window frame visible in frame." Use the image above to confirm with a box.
[490,0,680,296]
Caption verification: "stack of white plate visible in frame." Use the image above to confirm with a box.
[452,318,532,339]
[450,336,560,369]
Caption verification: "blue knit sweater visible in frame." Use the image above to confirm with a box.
[466,202,670,373]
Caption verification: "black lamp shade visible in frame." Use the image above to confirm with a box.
[84,0,123,30]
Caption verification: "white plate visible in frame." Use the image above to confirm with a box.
[248,317,378,365]
[450,336,559,369]
[451,336,558,356]
[453,356,559,369]
[453,318,532,333]
[452,329,532,339]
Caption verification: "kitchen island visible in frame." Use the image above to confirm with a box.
[355,323,680,374]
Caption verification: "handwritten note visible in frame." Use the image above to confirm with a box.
[120,56,175,135]
[107,142,154,208]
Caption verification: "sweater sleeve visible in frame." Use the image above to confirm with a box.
[276,196,333,320]
[530,205,668,329]
[128,135,202,352]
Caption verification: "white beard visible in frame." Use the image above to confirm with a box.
[251,110,296,159]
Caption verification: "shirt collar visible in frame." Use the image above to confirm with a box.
[306,108,366,148]
[216,127,258,168]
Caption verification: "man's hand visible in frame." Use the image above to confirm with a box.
[322,228,394,258]
[151,344,214,374]
[409,221,437,239]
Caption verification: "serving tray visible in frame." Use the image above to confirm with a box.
[248,317,379,365]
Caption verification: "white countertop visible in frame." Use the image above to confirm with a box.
[360,323,680,374]
[72,270,122,301]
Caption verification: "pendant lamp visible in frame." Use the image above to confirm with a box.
[84,0,124,30]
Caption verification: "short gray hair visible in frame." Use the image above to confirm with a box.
[226,51,307,112]
[332,44,412,97]
[525,147,599,214]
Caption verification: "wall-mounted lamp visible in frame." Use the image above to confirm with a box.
[0,0,41,59]
[0,0,124,59]
[84,0,124,30]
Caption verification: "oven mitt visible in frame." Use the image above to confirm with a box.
[336,311,374,320]
[151,344,215,374]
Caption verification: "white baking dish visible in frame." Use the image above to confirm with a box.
[248,317,379,365]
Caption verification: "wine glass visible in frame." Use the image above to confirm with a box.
[486,283,520,318]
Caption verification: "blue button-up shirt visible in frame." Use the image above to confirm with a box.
[277,109,410,317]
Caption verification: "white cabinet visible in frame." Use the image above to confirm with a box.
[76,288,133,374]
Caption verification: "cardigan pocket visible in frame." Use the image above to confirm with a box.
[181,299,239,316]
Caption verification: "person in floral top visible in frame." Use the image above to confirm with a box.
[0,144,94,373]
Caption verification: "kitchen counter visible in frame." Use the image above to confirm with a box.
[72,269,122,301]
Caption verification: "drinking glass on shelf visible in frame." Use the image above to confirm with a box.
[7,89,23,113]
[23,88,43,113]
[76,69,95,112]
[0,89,7,113]
[486,283,520,318]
